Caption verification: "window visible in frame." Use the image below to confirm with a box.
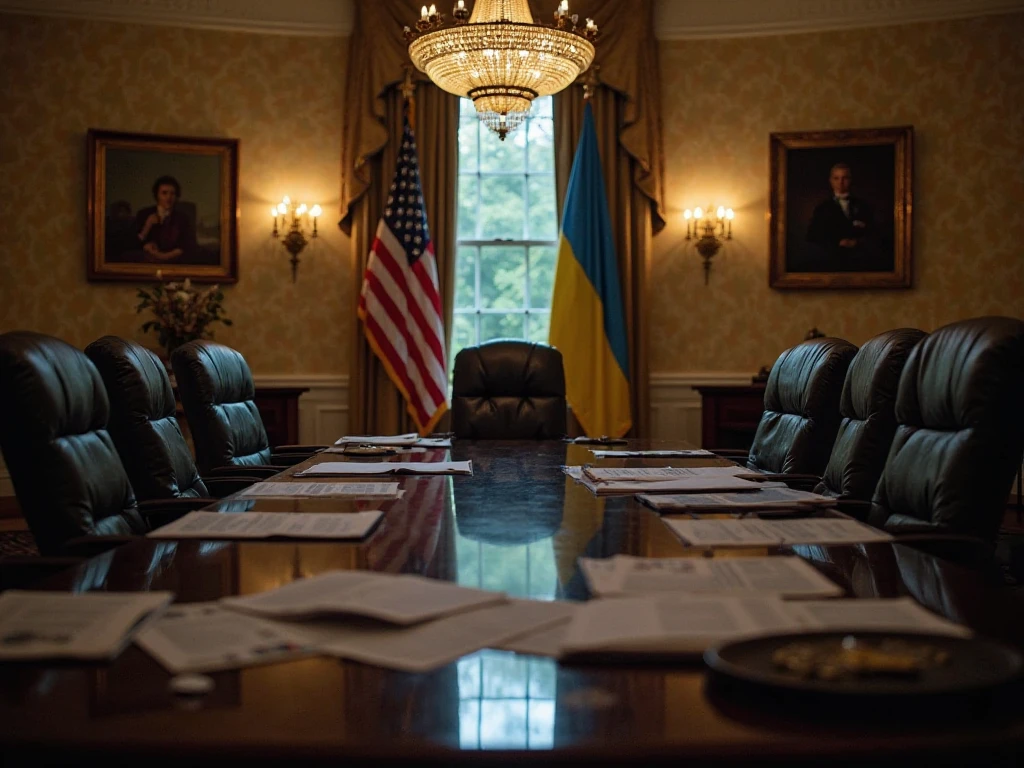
[452,97,558,378]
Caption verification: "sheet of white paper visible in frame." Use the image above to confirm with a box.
[147,511,384,540]
[579,475,764,496]
[295,461,473,477]
[637,487,836,512]
[579,555,843,599]
[289,599,577,672]
[321,446,429,455]
[590,449,715,458]
[786,597,971,637]
[135,603,316,673]
[664,518,893,547]
[494,612,577,658]
[0,591,173,661]
[583,466,748,482]
[237,481,401,498]
[335,433,419,446]
[221,571,506,625]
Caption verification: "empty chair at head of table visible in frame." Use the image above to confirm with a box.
[0,331,144,555]
[869,316,1024,543]
[451,340,567,440]
[745,337,858,475]
[814,328,927,502]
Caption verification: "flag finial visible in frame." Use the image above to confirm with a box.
[401,65,417,131]
[582,65,600,101]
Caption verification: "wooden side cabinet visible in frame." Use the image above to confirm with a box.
[695,384,765,451]
[253,387,309,447]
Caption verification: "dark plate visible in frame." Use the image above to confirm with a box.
[705,631,1023,700]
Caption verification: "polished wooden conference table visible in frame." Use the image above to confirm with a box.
[3,440,1024,766]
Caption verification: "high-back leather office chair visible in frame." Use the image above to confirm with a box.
[0,331,145,555]
[870,316,1024,542]
[451,340,567,439]
[171,340,322,474]
[814,328,927,501]
[746,337,857,475]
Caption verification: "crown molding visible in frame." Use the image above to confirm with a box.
[0,0,353,37]
[655,0,1024,40]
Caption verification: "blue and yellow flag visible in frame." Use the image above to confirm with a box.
[548,104,631,437]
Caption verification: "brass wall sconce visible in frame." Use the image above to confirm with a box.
[271,196,321,282]
[683,205,734,285]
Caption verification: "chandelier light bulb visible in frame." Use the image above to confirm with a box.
[296,203,307,215]
[683,209,692,220]
[717,206,725,219]
[282,195,290,205]
[726,208,735,220]
[270,206,278,218]
[277,203,287,214]
[310,204,322,218]
[694,207,704,219]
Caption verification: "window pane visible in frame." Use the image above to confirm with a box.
[482,653,529,698]
[479,127,526,174]
[527,118,554,173]
[459,700,480,748]
[458,118,478,174]
[451,313,477,371]
[460,97,478,117]
[458,176,479,239]
[458,656,482,697]
[479,700,527,749]
[455,247,477,310]
[480,246,525,309]
[527,175,557,241]
[481,313,526,344]
[480,176,525,239]
[527,700,555,749]
[532,95,552,117]
[528,246,556,309]
[527,312,550,344]
[527,658,557,699]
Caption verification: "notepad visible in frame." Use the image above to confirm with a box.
[295,461,473,477]
[636,486,836,513]
[590,449,715,458]
[563,466,765,496]
[236,481,401,499]
[147,511,384,540]
[221,570,506,625]
[0,591,174,661]
[664,518,894,547]
[334,434,453,448]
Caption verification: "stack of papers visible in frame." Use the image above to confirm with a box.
[147,511,384,540]
[557,596,969,659]
[579,555,843,599]
[563,465,764,496]
[236,481,401,499]
[333,433,452,449]
[0,591,173,661]
[637,486,836,514]
[664,518,893,547]
[591,449,715,458]
[296,461,473,477]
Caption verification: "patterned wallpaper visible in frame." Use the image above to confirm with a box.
[652,13,1024,374]
[0,15,350,374]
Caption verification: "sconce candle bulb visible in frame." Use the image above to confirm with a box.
[684,203,734,285]
[271,196,321,282]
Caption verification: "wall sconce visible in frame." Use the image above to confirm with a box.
[683,205,734,284]
[271,196,321,282]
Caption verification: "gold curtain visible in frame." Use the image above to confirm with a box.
[341,1,458,434]
[552,0,664,437]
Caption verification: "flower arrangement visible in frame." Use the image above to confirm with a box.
[135,271,232,356]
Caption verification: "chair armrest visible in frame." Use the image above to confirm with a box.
[207,465,283,480]
[138,497,213,528]
[740,472,822,491]
[0,557,84,591]
[201,475,262,498]
[891,533,996,570]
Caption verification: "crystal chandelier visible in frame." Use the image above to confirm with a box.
[407,0,598,140]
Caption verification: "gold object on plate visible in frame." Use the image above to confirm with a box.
[772,635,951,681]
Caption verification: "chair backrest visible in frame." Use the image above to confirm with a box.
[815,328,927,501]
[747,337,857,474]
[870,316,1024,540]
[170,340,271,474]
[0,331,142,555]
[452,340,567,439]
[85,336,207,501]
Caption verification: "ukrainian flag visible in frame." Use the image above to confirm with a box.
[548,104,631,437]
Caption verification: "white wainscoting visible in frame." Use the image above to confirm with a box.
[648,371,753,446]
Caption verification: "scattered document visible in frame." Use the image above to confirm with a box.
[237,481,401,499]
[289,599,577,672]
[0,591,173,661]
[221,570,506,625]
[590,449,715,458]
[582,466,749,482]
[136,603,315,673]
[296,461,473,477]
[580,555,843,599]
[334,434,453,448]
[147,511,384,540]
[637,486,836,513]
[563,466,766,496]
[558,595,967,659]
[664,518,893,547]
[496,619,574,658]
[322,446,428,455]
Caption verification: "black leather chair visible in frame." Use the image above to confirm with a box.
[451,340,567,440]
[85,336,259,501]
[0,331,205,556]
[869,316,1024,543]
[814,328,927,501]
[742,337,857,476]
[171,340,323,475]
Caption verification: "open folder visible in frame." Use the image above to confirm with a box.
[296,461,473,477]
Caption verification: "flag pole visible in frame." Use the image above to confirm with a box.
[582,64,600,102]
[400,65,417,132]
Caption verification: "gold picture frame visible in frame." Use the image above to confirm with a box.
[769,126,913,289]
[87,129,239,283]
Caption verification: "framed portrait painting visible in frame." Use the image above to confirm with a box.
[768,126,913,289]
[87,129,239,283]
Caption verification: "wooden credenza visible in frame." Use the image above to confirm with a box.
[175,386,309,449]
[695,384,765,451]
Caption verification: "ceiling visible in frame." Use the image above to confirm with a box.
[0,0,1021,38]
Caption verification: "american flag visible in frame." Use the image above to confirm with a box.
[357,115,448,435]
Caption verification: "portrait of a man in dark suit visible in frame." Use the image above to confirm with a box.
[805,163,886,272]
